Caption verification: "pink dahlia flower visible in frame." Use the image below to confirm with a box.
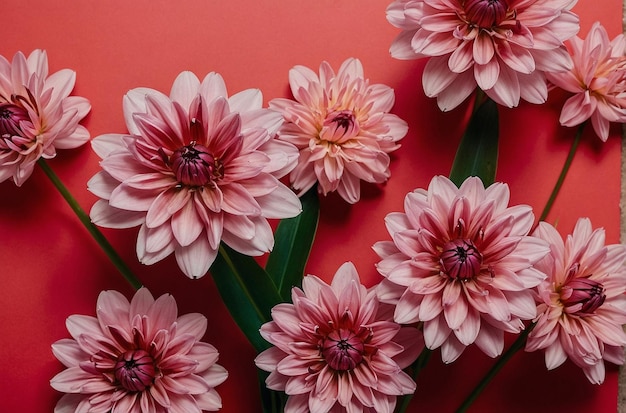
[270,58,408,204]
[88,71,302,279]
[0,50,91,186]
[525,218,626,384]
[50,288,228,412]
[548,22,626,141]
[255,262,424,413]
[387,0,580,110]
[373,176,550,363]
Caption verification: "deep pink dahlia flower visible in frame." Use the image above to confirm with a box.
[0,50,91,186]
[547,22,626,141]
[387,0,580,110]
[88,71,302,279]
[270,58,408,204]
[525,218,626,384]
[50,288,228,412]
[255,262,424,413]
[373,176,550,363]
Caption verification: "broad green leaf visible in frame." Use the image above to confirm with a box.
[449,98,499,186]
[266,186,320,301]
[210,244,283,351]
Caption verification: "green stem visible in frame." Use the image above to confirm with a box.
[456,322,536,413]
[38,158,142,290]
[395,348,432,413]
[471,88,486,116]
[538,122,585,223]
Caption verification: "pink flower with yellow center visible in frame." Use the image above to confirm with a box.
[270,58,408,204]
[88,71,302,279]
[255,262,424,413]
[50,288,228,412]
[547,22,626,141]
[374,176,550,363]
[525,218,626,384]
[0,50,91,186]
[386,0,580,111]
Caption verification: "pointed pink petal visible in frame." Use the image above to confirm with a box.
[390,30,420,60]
[222,215,274,255]
[90,199,146,229]
[171,199,204,247]
[174,234,216,279]
[474,323,504,358]
[91,134,129,159]
[199,72,228,102]
[229,88,263,113]
[51,339,87,368]
[170,71,201,111]
[123,87,166,135]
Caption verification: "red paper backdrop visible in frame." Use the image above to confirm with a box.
[0,1,623,412]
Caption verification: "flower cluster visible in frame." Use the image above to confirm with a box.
[2,2,625,413]
[371,177,626,384]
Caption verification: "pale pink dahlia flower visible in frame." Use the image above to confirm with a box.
[373,176,550,363]
[387,0,580,111]
[88,71,302,279]
[270,58,408,204]
[548,22,626,141]
[525,218,626,384]
[50,288,228,412]
[255,262,424,413]
[0,50,90,186]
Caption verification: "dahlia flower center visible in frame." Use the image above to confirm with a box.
[321,328,365,371]
[322,110,359,142]
[330,111,354,130]
[113,349,157,392]
[170,142,222,187]
[0,103,30,138]
[440,239,483,281]
[464,0,509,28]
[561,277,606,316]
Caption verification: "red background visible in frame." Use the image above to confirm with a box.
[0,1,623,412]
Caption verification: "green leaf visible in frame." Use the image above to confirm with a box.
[210,244,283,351]
[449,97,499,186]
[265,186,320,301]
